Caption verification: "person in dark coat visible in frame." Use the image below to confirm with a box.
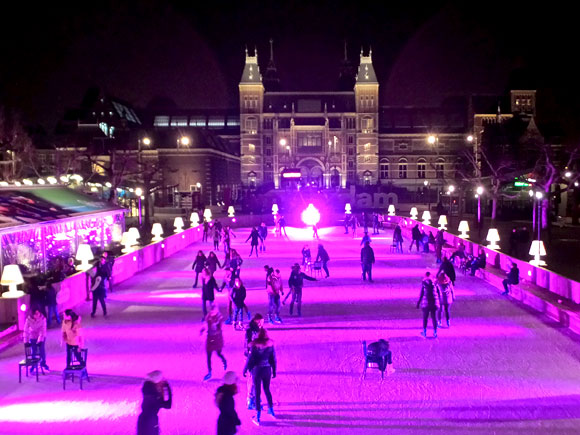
[89,258,108,318]
[201,268,220,320]
[435,229,445,263]
[449,242,466,264]
[258,222,268,252]
[243,328,277,426]
[286,263,317,316]
[410,224,421,252]
[502,263,520,295]
[301,244,311,266]
[393,224,404,253]
[315,244,330,278]
[416,272,441,338]
[437,256,456,285]
[216,371,241,435]
[470,250,486,276]
[244,314,265,410]
[201,302,227,381]
[367,339,394,375]
[245,227,263,258]
[207,251,222,275]
[192,250,207,288]
[137,370,172,435]
[436,273,455,327]
[231,278,248,328]
[203,220,210,243]
[361,241,375,282]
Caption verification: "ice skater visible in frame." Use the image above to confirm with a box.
[215,371,241,435]
[393,224,404,253]
[278,215,288,238]
[416,271,441,338]
[312,224,319,240]
[89,258,108,318]
[266,268,284,323]
[243,328,277,425]
[201,268,219,320]
[200,302,227,381]
[245,227,263,258]
[436,273,455,327]
[315,244,330,278]
[286,263,317,316]
[258,222,268,252]
[245,314,265,410]
[410,224,421,252]
[301,244,311,267]
[207,251,222,275]
[437,255,456,285]
[351,215,358,238]
[213,226,222,251]
[24,307,50,373]
[137,370,172,435]
[229,249,243,280]
[231,278,249,330]
[191,250,207,288]
[361,241,375,282]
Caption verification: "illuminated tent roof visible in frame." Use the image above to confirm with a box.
[0,187,124,230]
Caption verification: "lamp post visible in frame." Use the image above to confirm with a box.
[135,187,143,226]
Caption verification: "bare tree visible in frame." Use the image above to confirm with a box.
[0,106,34,180]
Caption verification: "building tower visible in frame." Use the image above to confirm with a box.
[263,38,281,92]
[354,48,379,185]
[239,47,265,189]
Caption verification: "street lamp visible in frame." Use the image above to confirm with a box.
[135,187,143,225]
[180,136,190,146]
[476,186,484,226]
[142,137,151,146]
[279,138,287,146]
[466,135,474,143]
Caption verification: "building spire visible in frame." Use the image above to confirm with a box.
[269,38,274,62]
[264,38,280,91]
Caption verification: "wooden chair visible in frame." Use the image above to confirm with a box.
[63,348,90,390]
[19,343,43,383]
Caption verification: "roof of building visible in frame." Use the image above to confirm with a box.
[379,106,468,134]
[146,128,240,156]
[356,50,378,84]
[240,49,263,84]
[0,186,123,231]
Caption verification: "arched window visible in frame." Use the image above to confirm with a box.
[417,158,426,179]
[330,167,341,188]
[380,159,389,179]
[363,170,372,185]
[362,117,374,133]
[398,158,408,179]
[436,158,445,179]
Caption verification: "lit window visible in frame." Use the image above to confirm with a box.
[190,116,206,127]
[380,161,389,179]
[245,118,257,133]
[170,116,188,127]
[248,144,255,153]
[417,160,426,179]
[399,160,407,179]
[362,117,373,133]
[208,117,225,128]
[153,116,169,127]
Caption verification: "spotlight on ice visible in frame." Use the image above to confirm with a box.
[301,203,321,226]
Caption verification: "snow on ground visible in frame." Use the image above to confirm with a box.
[1,225,580,434]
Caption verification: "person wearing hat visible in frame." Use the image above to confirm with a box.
[215,371,242,435]
[360,240,375,282]
[286,263,317,316]
[200,302,227,381]
[137,370,172,435]
[436,272,455,327]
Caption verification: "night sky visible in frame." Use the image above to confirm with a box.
[1,1,578,138]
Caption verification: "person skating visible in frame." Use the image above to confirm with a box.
[215,371,242,435]
[315,244,330,278]
[229,249,243,280]
[393,224,404,253]
[266,268,284,323]
[89,258,108,317]
[436,273,455,327]
[61,309,85,367]
[360,231,372,246]
[231,278,249,330]
[192,250,207,288]
[416,272,441,338]
[201,268,220,320]
[223,226,236,254]
[258,222,268,252]
[213,226,222,251]
[137,370,172,435]
[203,220,210,243]
[245,227,263,258]
[200,302,227,381]
[437,255,456,285]
[24,307,50,373]
[245,314,265,410]
[312,224,320,240]
[361,241,375,282]
[301,244,311,267]
[278,215,288,238]
[287,263,317,316]
[344,214,350,234]
[243,328,277,425]
[410,224,421,252]
[351,215,358,238]
[502,263,520,295]
[207,251,222,275]
[435,229,445,263]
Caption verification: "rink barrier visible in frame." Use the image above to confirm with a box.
[395,217,580,336]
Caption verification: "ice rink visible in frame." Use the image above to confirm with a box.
[1,225,580,434]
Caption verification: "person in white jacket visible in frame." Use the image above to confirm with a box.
[24,307,49,372]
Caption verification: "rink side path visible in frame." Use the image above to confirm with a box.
[1,226,580,434]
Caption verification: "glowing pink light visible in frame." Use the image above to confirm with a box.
[232,218,237,223]
[20,303,27,312]
[301,203,321,226]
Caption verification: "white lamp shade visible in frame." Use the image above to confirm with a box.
[228,206,235,215]
[410,207,418,217]
[422,210,431,221]
[486,228,500,242]
[529,240,546,256]
[151,223,163,237]
[203,209,212,219]
[438,215,448,226]
[75,243,94,262]
[128,227,141,242]
[120,231,132,246]
[190,212,200,224]
[0,265,24,286]
[272,204,279,213]
[458,220,470,232]
[174,217,184,228]
[388,204,395,214]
